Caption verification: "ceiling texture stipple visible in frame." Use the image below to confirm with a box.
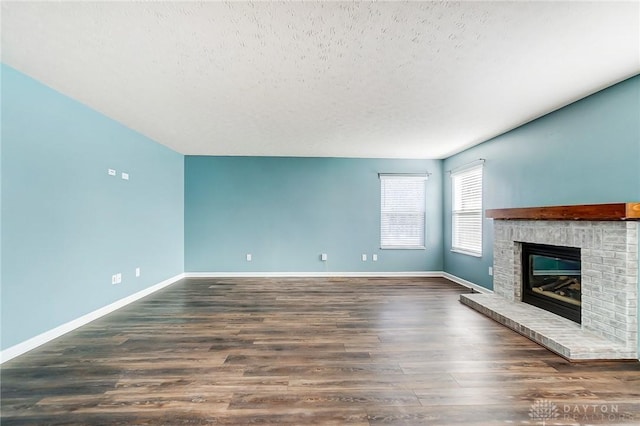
[1,1,639,159]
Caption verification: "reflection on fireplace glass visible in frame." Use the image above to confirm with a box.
[529,254,581,306]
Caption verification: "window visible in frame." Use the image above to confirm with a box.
[451,165,483,256]
[380,174,427,249]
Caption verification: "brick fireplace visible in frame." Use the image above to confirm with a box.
[461,203,640,361]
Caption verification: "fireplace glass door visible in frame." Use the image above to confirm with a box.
[522,243,581,323]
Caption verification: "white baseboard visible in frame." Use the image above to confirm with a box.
[442,272,493,294]
[184,271,444,278]
[0,273,185,364]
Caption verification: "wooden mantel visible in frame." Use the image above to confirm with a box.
[486,203,640,221]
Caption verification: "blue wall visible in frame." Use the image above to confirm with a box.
[1,65,185,350]
[443,75,640,289]
[185,156,443,273]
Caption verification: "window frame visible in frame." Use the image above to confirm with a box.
[379,173,428,250]
[450,164,483,257]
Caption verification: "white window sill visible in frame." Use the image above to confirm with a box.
[381,246,426,250]
[451,248,482,257]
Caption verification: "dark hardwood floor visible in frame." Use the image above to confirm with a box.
[2,277,639,425]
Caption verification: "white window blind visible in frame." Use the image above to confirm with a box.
[380,174,427,249]
[451,165,483,256]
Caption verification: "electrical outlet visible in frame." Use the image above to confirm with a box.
[361,254,367,262]
[121,172,129,180]
[372,254,378,261]
[246,254,252,261]
[488,266,493,276]
[321,253,328,261]
[135,267,141,277]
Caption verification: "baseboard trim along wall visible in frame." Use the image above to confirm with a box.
[0,273,185,364]
[442,272,494,294]
[183,271,444,278]
[1,271,491,363]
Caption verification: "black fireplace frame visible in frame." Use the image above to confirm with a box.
[521,243,581,324]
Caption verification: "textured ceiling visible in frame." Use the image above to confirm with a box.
[2,1,639,159]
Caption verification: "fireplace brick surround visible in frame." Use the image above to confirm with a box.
[461,203,640,361]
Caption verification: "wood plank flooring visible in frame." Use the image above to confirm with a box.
[2,277,639,425]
